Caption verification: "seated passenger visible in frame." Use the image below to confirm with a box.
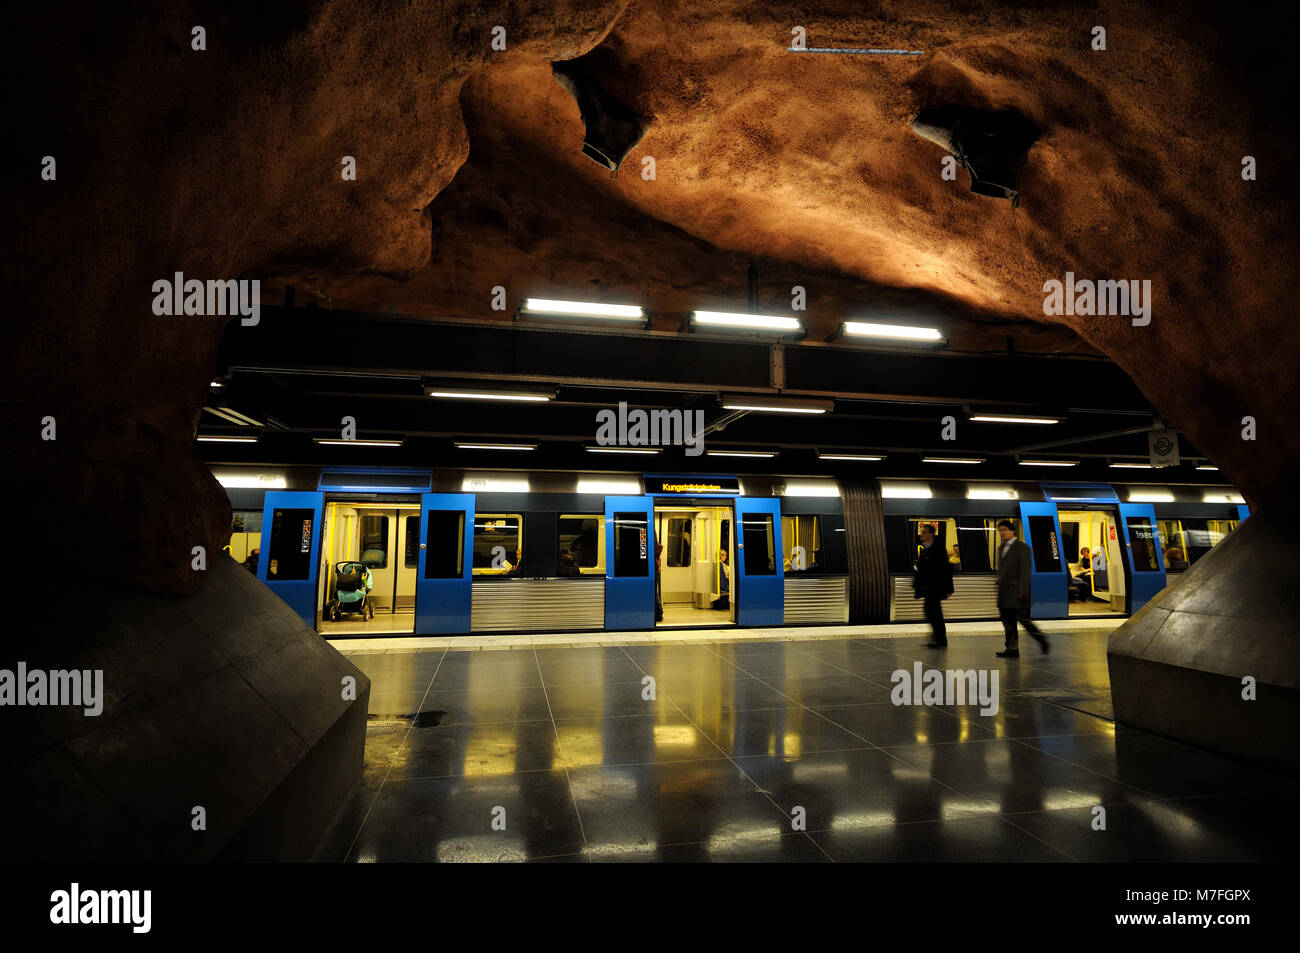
[243,548,260,573]
[557,550,581,577]
[712,549,731,610]
[507,548,525,575]
[948,544,961,566]
[1164,545,1188,571]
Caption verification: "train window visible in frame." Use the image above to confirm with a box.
[741,514,776,575]
[423,510,465,578]
[907,518,958,570]
[266,508,314,580]
[884,516,914,573]
[361,515,389,568]
[473,514,522,574]
[229,510,263,566]
[781,514,824,573]
[1026,516,1062,572]
[954,518,1011,573]
[612,513,649,577]
[1124,516,1161,572]
[404,515,420,569]
[1060,521,1080,563]
[558,515,605,574]
[666,517,692,567]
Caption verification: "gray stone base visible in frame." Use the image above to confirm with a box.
[1107,506,1300,775]
[3,558,369,860]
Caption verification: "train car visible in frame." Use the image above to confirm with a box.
[215,466,1247,638]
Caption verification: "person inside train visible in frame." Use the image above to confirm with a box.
[243,548,260,573]
[1164,545,1188,571]
[655,542,664,621]
[507,547,525,575]
[712,548,731,610]
[948,544,961,566]
[557,549,581,576]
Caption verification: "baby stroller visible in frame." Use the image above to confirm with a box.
[329,561,374,621]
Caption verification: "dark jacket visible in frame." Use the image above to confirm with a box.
[996,538,1033,608]
[913,542,954,598]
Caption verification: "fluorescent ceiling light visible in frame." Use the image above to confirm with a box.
[1195,465,1219,471]
[577,478,642,494]
[203,406,263,426]
[215,473,286,489]
[1203,492,1245,504]
[721,396,831,414]
[706,450,777,458]
[520,298,644,320]
[1019,459,1078,467]
[1128,490,1175,503]
[782,481,840,497]
[426,387,554,402]
[969,414,1060,425]
[453,442,537,451]
[922,456,984,465]
[967,487,1018,500]
[585,446,662,454]
[881,482,932,499]
[462,476,530,493]
[818,452,885,461]
[692,310,802,332]
[842,321,942,341]
[198,435,258,443]
[313,438,404,447]
[210,379,224,388]
[1110,462,1153,469]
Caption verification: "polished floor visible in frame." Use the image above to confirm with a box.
[314,627,1299,862]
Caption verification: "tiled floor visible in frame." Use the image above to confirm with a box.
[314,627,1299,862]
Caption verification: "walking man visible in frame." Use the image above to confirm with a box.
[914,524,954,648]
[995,520,1049,657]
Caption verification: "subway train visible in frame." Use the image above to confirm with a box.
[218,466,1249,638]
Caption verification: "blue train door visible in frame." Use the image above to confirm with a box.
[415,493,474,634]
[1017,502,1068,618]
[258,491,325,629]
[605,496,655,630]
[735,498,783,626]
[1117,502,1166,613]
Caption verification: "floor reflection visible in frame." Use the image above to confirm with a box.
[315,630,1297,862]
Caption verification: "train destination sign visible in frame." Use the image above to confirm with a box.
[643,475,740,495]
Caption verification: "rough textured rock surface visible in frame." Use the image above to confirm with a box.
[9,0,1297,593]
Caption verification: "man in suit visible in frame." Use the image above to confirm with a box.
[995,520,1049,657]
[914,524,954,648]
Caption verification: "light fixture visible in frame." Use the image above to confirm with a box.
[781,481,841,497]
[577,477,643,494]
[425,386,555,402]
[880,481,932,499]
[585,446,662,454]
[313,438,404,447]
[720,395,832,414]
[841,321,943,342]
[453,442,538,451]
[706,450,777,458]
[203,406,263,426]
[519,298,645,322]
[1195,465,1219,471]
[462,476,530,493]
[922,456,984,464]
[969,413,1061,425]
[210,379,225,388]
[214,472,286,488]
[198,435,258,443]
[1203,491,1245,504]
[1128,490,1175,503]
[1019,459,1079,467]
[692,310,803,333]
[967,487,1018,500]
[1110,462,1153,469]
[818,451,886,461]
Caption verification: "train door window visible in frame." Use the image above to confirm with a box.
[360,515,389,568]
[665,517,692,567]
[954,521,991,573]
[1026,515,1062,572]
[613,513,650,576]
[1060,521,1080,563]
[1124,516,1161,571]
[558,515,605,574]
[781,514,823,573]
[1178,519,1214,563]
[741,514,776,575]
[1207,520,1238,550]
[472,515,522,574]
[404,515,421,568]
[266,508,314,580]
[423,511,465,578]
